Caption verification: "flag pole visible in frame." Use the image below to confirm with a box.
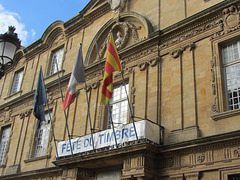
[110,32,139,142]
[120,72,138,142]
[83,83,95,151]
[46,98,59,158]
[94,36,118,148]
[40,67,59,158]
[80,44,95,151]
[54,56,74,156]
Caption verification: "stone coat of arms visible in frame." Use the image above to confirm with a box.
[107,0,126,12]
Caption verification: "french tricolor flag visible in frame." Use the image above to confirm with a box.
[62,44,86,110]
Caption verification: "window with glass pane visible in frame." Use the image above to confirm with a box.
[108,83,129,129]
[34,111,51,158]
[11,69,24,94]
[222,41,240,110]
[49,48,64,75]
[228,173,240,180]
[0,126,11,165]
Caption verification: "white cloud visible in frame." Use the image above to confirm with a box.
[31,29,36,40]
[0,4,28,46]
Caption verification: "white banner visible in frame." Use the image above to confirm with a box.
[57,120,161,157]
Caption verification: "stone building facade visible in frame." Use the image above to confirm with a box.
[0,0,240,179]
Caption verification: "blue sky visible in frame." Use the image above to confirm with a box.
[0,0,90,47]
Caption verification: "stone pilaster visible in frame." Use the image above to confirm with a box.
[62,168,95,180]
[170,174,184,180]
[184,172,200,180]
[121,154,154,180]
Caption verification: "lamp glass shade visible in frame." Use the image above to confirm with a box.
[0,41,17,65]
[0,41,3,60]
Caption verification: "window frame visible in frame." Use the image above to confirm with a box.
[33,110,52,158]
[0,125,11,166]
[221,41,240,111]
[211,31,240,120]
[228,173,240,180]
[48,46,64,76]
[220,167,240,180]
[107,83,129,129]
[10,68,24,95]
[25,105,55,162]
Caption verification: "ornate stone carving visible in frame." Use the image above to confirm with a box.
[112,22,130,50]
[131,86,136,114]
[99,21,137,58]
[115,31,124,49]
[98,21,141,60]
[196,153,205,163]
[171,49,183,58]
[19,113,25,119]
[85,12,153,66]
[210,55,218,114]
[189,43,196,51]
[210,58,216,96]
[138,62,148,71]
[128,21,141,42]
[211,97,219,113]
[107,0,126,13]
[125,66,133,74]
[211,6,240,39]
[233,147,240,158]
[91,81,99,89]
[167,158,174,167]
[137,57,159,71]
[86,71,102,81]
[170,43,195,59]
[12,100,33,113]
[4,107,12,122]
[222,5,240,30]
[20,109,32,119]
[160,20,222,50]
[148,57,159,67]
[125,46,158,63]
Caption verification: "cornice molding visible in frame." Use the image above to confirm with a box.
[161,0,239,38]
[53,142,157,168]
[0,167,61,180]
[159,0,240,54]
[160,130,240,155]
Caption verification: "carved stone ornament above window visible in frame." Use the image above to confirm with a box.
[85,12,153,66]
[222,5,240,30]
[107,0,127,13]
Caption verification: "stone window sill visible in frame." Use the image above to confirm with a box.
[24,155,51,163]
[45,69,65,80]
[211,109,240,121]
[0,164,6,168]
[4,90,23,100]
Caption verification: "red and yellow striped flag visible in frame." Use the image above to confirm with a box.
[100,33,122,105]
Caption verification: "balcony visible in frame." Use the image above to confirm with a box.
[57,119,164,159]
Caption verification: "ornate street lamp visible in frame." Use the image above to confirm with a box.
[0,26,21,79]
